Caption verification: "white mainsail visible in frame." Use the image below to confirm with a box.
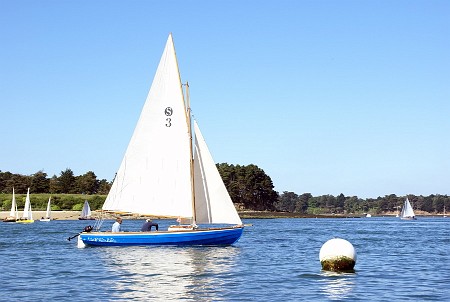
[22,188,32,220]
[193,121,242,225]
[81,200,92,218]
[102,34,192,218]
[9,187,18,218]
[400,198,415,218]
[45,197,52,218]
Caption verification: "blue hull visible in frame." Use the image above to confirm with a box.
[79,226,243,246]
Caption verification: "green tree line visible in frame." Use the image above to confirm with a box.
[275,192,450,215]
[1,167,448,214]
[0,193,106,212]
[0,169,111,195]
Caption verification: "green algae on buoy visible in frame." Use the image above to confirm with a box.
[319,238,356,272]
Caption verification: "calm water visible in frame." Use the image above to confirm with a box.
[1,217,449,301]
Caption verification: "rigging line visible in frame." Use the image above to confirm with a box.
[93,212,106,231]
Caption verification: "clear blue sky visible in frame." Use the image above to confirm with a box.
[1,0,449,199]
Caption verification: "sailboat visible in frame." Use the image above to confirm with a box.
[3,188,18,222]
[400,198,416,220]
[17,188,34,223]
[40,197,52,222]
[78,200,95,220]
[78,34,243,247]
[444,205,447,218]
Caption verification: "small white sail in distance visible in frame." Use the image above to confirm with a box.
[81,200,92,218]
[22,188,33,220]
[400,198,415,218]
[9,187,18,219]
[45,197,51,218]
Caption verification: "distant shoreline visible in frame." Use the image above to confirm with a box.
[1,210,444,221]
[237,211,442,219]
[0,211,82,220]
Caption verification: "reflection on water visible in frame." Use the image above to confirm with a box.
[100,246,241,301]
[319,271,356,300]
[1,218,449,301]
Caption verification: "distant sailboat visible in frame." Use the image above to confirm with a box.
[40,197,52,222]
[444,205,447,218]
[17,188,34,223]
[77,34,243,247]
[3,188,18,223]
[79,200,95,220]
[400,198,416,220]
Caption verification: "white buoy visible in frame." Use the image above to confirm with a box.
[319,238,356,272]
[77,236,86,249]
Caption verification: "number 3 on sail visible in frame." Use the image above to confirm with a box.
[77,34,244,247]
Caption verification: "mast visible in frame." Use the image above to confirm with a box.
[185,82,197,225]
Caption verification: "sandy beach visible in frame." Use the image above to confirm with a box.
[0,211,161,221]
[0,211,86,220]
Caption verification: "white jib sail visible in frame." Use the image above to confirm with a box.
[102,34,193,218]
[81,200,91,217]
[45,197,51,218]
[9,187,16,218]
[401,198,415,217]
[193,121,242,225]
[22,188,32,219]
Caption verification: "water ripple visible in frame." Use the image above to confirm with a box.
[1,218,450,301]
